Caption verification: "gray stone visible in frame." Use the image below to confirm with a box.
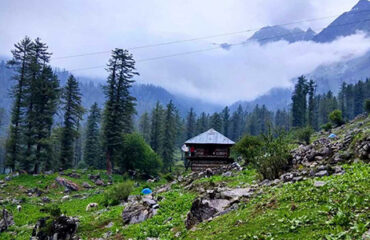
[31,216,79,240]
[0,209,14,232]
[314,181,326,187]
[222,171,233,177]
[315,170,328,177]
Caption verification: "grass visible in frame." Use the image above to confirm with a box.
[0,158,369,239]
[183,163,370,240]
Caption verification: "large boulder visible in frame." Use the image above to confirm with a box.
[122,196,159,225]
[185,198,230,229]
[31,216,79,240]
[0,209,14,232]
[55,177,79,191]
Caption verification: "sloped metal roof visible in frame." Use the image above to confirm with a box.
[185,128,235,145]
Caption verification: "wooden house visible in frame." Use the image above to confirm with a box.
[183,128,235,171]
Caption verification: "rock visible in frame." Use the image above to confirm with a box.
[69,173,80,179]
[61,195,70,201]
[44,170,53,175]
[185,198,230,229]
[314,181,326,187]
[105,222,114,228]
[122,201,158,225]
[292,176,303,182]
[95,179,105,186]
[222,171,233,177]
[88,174,100,181]
[55,177,79,191]
[4,176,11,181]
[143,198,156,207]
[31,216,79,240]
[0,209,14,232]
[315,170,328,177]
[41,197,51,203]
[220,188,253,200]
[362,228,370,240]
[82,182,92,189]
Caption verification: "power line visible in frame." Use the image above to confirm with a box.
[68,17,370,72]
[53,9,370,60]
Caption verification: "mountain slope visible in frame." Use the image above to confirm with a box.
[313,0,370,43]
[249,26,315,44]
[0,61,221,119]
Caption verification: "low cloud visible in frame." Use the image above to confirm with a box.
[136,32,370,104]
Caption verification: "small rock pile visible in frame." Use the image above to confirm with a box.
[122,195,160,225]
[31,216,79,240]
[0,209,14,232]
[355,136,370,160]
[55,177,79,191]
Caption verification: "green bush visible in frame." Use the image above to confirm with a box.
[120,133,163,176]
[321,122,332,132]
[102,181,133,206]
[232,135,263,165]
[162,172,175,182]
[77,161,88,169]
[294,127,313,145]
[329,109,344,127]
[233,130,290,180]
[257,130,291,180]
[364,99,370,114]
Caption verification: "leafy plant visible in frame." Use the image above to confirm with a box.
[329,110,344,127]
[232,135,263,166]
[321,122,332,131]
[102,181,133,206]
[294,126,314,145]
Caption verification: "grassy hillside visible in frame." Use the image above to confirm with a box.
[0,117,369,240]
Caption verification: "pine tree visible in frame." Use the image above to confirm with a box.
[83,103,102,169]
[196,112,209,134]
[221,106,230,137]
[307,79,316,127]
[230,105,244,140]
[150,102,164,154]
[210,112,222,132]
[23,38,52,171]
[185,108,196,139]
[5,37,34,171]
[138,112,151,144]
[60,75,83,170]
[291,76,308,127]
[102,49,137,174]
[162,101,176,172]
[32,66,60,172]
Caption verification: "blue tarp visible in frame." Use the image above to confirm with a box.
[328,133,337,139]
[141,188,152,195]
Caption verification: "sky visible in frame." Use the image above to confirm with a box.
[0,0,368,104]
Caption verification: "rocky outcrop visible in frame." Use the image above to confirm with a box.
[0,209,14,232]
[122,195,159,225]
[185,187,254,229]
[31,216,79,240]
[55,177,79,191]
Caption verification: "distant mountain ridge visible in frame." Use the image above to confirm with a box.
[249,26,316,44]
[230,0,370,112]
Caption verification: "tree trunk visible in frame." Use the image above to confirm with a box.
[106,150,112,175]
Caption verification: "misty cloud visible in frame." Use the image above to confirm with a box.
[0,0,363,104]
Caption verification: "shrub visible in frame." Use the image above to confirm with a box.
[294,127,313,145]
[364,99,370,114]
[120,133,163,177]
[329,109,344,127]
[232,135,263,165]
[102,181,133,206]
[233,130,291,180]
[257,130,291,180]
[321,122,332,132]
[77,161,88,169]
